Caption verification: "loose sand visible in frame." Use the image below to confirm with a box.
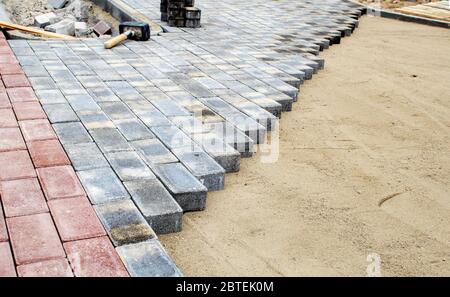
[159,16,450,276]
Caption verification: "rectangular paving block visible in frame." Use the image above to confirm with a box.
[64,142,109,171]
[42,103,78,123]
[116,239,182,277]
[12,101,46,121]
[64,236,129,277]
[98,101,135,120]
[0,150,36,181]
[35,89,66,104]
[6,87,38,103]
[172,148,225,191]
[37,165,85,200]
[2,74,31,88]
[124,179,183,234]
[132,138,178,167]
[53,121,92,144]
[0,128,26,152]
[19,119,57,142]
[7,213,66,265]
[49,196,106,242]
[77,167,130,205]
[151,125,197,150]
[89,128,131,153]
[0,108,18,128]
[17,258,73,277]
[105,151,156,182]
[0,178,48,218]
[152,162,207,211]
[114,118,155,141]
[28,139,70,168]
[66,94,100,113]
[94,200,157,247]
[192,133,241,173]
[0,92,11,109]
[0,242,17,277]
[78,110,115,130]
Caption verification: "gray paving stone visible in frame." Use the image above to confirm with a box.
[43,103,78,123]
[64,142,109,171]
[77,167,130,205]
[172,148,225,192]
[132,138,178,166]
[124,179,183,234]
[192,133,241,173]
[35,89,67,105]
[114,118,155,141]
[105,151,156,181]
[151,125,196,150]
[66,94,101,113]
[89,128,131,153]
[78,111,115,130]
[94,200,157,246]
[29,77,57,90]
[116,239,182,277]
[153,162,207,211]
[53,121,92,144]
[98,102,135,120]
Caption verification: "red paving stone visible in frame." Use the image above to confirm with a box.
[19,119,57,142]
[12,101,46,121]
[17,258,73,277]
[0,55,18,64]
[0,150,36,181]
[6,87,38,103]
[49,197,106,242]
[7,213,66,265]
[0,92,11,109]
[0,178,48,218]
[1,74,31,88]
[0,242,17,277]
[37,165,85,200]
[28,139,70,168]
[0,204,7,242]
[0,63,23,75]
[64,237,129,277]
[0,128,26,152]
[0,108,18,128]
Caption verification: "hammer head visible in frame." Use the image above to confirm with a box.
[119,21,150,41]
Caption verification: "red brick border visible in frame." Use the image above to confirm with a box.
[0,31,128,277]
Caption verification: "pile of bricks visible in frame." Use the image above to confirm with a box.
[160,0,201,28]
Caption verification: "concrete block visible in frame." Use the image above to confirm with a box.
[105,151,156,182]
[94,200,156,246]
[42,103,78,123]
[53,122,92,145]
[34,13,59,28]
[132,138,178,166]
[93,21,112,36]
[114,118,155,141]
[78,111,115,130]
[153,162,207,211]
[64,142,109,171]
[45,19,75,36]
[116,239,182,277]
[77,167,129,205]
[74,22,89,37]
[48,0,69,9]
[124,179,183,234]
[191,133,241,173]
[172,148,225,191]
[151,125,197,150]
[89,128,131,153]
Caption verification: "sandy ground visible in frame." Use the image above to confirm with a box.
[358,0,441,9]
[159,16,450,276]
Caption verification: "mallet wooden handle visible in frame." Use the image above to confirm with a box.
[0,21,76,39]
[104,31,133,49]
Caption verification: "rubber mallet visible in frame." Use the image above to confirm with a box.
[104,21,150,49]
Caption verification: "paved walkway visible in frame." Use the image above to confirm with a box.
[1,0,365,276]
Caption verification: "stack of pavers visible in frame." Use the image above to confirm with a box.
[161,0,201,27]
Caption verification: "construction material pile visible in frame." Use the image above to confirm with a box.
[0,0,119,37]
[160,0,201,28]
